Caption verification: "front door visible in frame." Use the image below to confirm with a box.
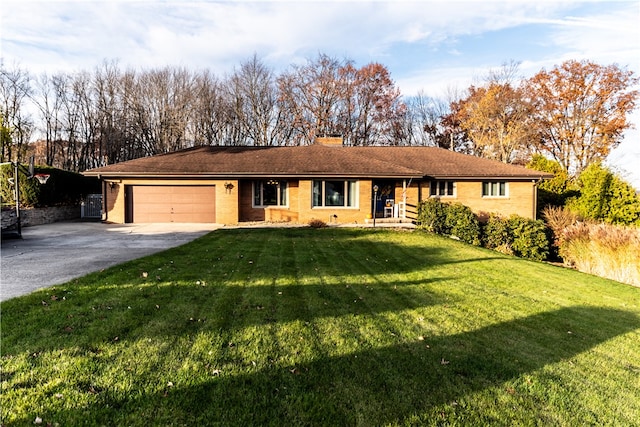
[372,181,395,218]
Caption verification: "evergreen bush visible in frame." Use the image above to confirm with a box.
[416,198,448,234]
[444,202,481,245]
[507,216,550,261]
[418,201,550,261]
[567,162,640,226]
[526,154,578,211]
[483,215,512,253]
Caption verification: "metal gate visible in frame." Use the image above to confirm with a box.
[81,194,102,218]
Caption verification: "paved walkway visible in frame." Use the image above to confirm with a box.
[1,222,220,301]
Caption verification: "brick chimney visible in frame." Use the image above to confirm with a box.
[315,136,344,146]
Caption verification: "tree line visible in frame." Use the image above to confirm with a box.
[1,54,637,176]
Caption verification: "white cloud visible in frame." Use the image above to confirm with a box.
[1,0,574,74]
[542,3,640,69]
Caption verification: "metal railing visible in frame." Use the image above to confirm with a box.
[81,194,102,218]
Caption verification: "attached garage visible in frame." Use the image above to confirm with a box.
[127,185,216,223]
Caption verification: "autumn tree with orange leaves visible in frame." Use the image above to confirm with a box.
[341,62,407,146]
[525,60,638,176]
[452,81,535,163]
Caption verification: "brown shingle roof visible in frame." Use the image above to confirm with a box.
[349,147,552,179]
[84,145,552,180]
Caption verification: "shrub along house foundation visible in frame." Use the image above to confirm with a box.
[83,137,552,225]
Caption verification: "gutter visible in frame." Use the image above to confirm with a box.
[82,172,424,180]
[426,174,554,180]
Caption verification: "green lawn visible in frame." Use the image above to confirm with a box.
[1,227,639,426]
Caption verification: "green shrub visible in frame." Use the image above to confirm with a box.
[507,216,550,261]
[445,202,481,245]
[0,164,99,208]
[567,162,640,226]
[418,199,549,260]
[416,198,448,234]
[607,176,640,226]
[483,215,512,251]
[481,214,550,261]
[417,199,480,245]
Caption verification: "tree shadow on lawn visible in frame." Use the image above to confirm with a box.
[16,306,639,426]
[156,227,508,281]
[1,275,456,354]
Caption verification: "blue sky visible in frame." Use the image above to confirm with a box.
[2,0,639,187]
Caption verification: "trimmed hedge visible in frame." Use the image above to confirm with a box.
[0,164,100,208]
[483,214,513,255]
[444,202,481,246]
[417,199,480,246]
[417,199,550,261]
[416,198,448,235]
[507,216,550,261]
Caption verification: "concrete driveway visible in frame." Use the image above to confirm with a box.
[1,221,221,302]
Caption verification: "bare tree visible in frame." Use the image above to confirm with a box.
[277,54,349,144]
[0,63,34,162]
[132,67,196,155]
[71,71,97,171]
[189,70,227,146]
[404,91,450,146]
[94,60,127,166]
[227,55,290,146]
[32,72,65,165]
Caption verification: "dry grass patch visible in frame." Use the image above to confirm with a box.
[559,222,640,287]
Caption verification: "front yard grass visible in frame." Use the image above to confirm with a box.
[1,227,639,426]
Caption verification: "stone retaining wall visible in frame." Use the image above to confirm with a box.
[1,205,80,230]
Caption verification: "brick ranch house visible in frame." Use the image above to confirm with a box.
[83,137,552,225]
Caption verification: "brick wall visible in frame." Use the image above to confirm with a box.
[454,180,536,219]
[1,205,80,230]
[104,182,124,223]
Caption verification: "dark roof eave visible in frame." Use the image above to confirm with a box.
[427,174,554,180]
[83,172,424,179]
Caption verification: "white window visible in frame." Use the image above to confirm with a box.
[253,180,288,207]
[430,180,455,197]
[312,180,357,207]
[482,181,507,197]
